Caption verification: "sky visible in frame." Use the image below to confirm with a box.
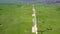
[0,0,43,3]
[0,0,58,3]
[0,0,17,3]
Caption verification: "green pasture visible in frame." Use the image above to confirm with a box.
[0,4,32,34]
[0,4,60,34]
[36,4,60,34]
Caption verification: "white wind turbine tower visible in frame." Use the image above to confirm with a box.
[32,4,38,34]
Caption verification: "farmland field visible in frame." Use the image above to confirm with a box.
[0,4,32,34]
[36,4,60,34]
[0,3,60,34]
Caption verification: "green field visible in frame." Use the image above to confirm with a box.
[0,4,60,34]
[36,4,60,34]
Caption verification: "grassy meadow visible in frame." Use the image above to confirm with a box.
[0,4,32,34]
[36,4,60,34]
[0,3,60,34]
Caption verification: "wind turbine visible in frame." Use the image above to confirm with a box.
[32,4,38,34]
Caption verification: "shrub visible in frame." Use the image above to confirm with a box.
[0,9,3,10]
